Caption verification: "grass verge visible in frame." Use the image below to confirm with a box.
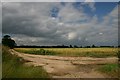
[2,46,50,78]
[97,64,119,78]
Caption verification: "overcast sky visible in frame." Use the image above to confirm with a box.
[1,0,119,2]
[2,2,118,46]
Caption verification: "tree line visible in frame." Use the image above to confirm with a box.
[16,45,117,48]
[2,35,119,48]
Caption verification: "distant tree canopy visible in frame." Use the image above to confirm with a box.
[74,45,78,48]
[69,45,73,48]
[92,44,95,48]
[2,35,16,48]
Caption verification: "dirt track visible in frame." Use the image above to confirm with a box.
[10,49,118,78]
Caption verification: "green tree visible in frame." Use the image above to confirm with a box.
[2,35,16,48]
[74,45,78,48]
[92,44,95,48]
[69,45,73,48]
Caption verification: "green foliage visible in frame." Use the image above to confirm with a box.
[2,35,16,48]
[2,46,50,78]
[15,48,57,55]
[99,64,118,72]
[97,64,119,77]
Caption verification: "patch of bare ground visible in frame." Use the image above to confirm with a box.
[10,49,118,78]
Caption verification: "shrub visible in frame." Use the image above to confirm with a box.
[15,48,57,56]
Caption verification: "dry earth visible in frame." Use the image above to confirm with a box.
[10,49,118,78]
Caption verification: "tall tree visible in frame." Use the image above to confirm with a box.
[2,35,16,48]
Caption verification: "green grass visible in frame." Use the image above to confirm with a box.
[14,48,118,58]
[2,46,50,78]
[15,48,57,55]
[97,64,119,77]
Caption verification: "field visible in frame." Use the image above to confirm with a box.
[14,48,118,58]
[14,48,119,78]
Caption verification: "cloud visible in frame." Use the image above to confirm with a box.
[2,2,118,46]
[84,0,94,2]
[1,0,119,2]
[85,6,118,46]
[68,32,77,40]
[3,3,62,37]
[2,0,64,2]
[81,2,96,11]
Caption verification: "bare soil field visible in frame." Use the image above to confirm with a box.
[10,49,118,78]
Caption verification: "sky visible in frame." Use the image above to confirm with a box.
[1,0,120,2]
[2,2,118,46]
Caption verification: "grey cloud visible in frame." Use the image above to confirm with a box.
[2,2,118,46]
[3,3,62,37]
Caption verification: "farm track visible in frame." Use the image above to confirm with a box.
[10,49,118,78]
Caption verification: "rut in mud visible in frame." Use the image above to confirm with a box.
[10,49,118,78]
